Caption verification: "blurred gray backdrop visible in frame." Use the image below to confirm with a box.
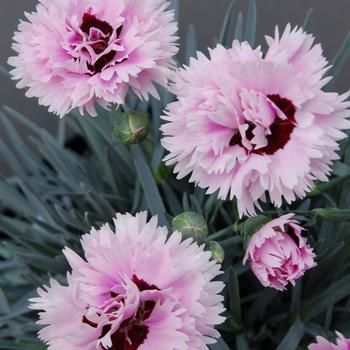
[0,0,349,154]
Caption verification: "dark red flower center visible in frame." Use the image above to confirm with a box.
[80,13,124,74]
[101,300,156,350]
[81,13,113,37]
[286,226,300,246]
[82,275,159,350]
[131,275,159,292]
[230,94,297,155]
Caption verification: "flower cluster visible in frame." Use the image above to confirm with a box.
[30,212,225,349]
[8,2,350,348]
[161,25,350,216]
[9,0,178,117]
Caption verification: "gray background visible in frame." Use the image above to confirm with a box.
[0,0,349,145]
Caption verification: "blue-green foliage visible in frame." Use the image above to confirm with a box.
[1,2,350,349]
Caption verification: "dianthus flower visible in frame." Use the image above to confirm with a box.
[243,214,316,291]
[9,0,178,116]
[30,212,225,349]
[161,25,350,216]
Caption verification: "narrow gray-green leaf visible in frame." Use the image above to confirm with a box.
[234,12,244,41]
[236,334,250,350]
[131,145,168,227]
[57,118,66,146]
[54,205,89,231]
[228,267,242,329]
[0,65,10,78]
[0,139,23,175]
[327,32,350,88]
[19,181,56,225]
[245,0,256,46]
[276,318,304,350]
[162,182,182,216]
[3,105,44,136]
[0,177,34,217]
[302,8,314,30]
[186,24,197,63]
[0,113,42,173]
[0,288,10,314]
[303,275,350,319]
[219,0,236,46]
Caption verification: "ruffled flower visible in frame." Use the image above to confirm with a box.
[308,332,350,350]
[9,0,178,117]
[243,213,316,291]
[30,212,225,349]
[161,24,350,216]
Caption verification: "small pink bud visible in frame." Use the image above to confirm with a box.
[243,213,316,291]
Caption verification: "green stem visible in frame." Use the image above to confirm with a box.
[221,236,242,247]
[262,209,312,216]
[208,225,236,240]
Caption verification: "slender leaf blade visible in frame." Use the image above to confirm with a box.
[219,0,236,46]
[245,0,257,46]
[131,145,168,227]
[276,318,304,350]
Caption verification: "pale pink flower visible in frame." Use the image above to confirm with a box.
[30,212,225,349]
[308,332,350,350]
[8,0,178,117]
[161,24,350,217]
[243,213,316,291]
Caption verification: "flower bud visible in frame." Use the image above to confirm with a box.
[172,211,208,243]
[113,111,150,145]
[205,241,225,264]
[243,213,316,291]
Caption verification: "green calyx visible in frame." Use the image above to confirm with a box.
[113,111,150,145]
[205,241,225,264]
[172,211,209,243]
[240,215,270,248]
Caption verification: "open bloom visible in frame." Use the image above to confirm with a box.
[161,24,350,216]
[308,332,350,349]
[243,214,316,291]
[8,0,178,117]
[30,212,225,349]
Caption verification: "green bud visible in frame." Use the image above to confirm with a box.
[205,241,225,264]
[172,211,208,243]
[113,111,150,145]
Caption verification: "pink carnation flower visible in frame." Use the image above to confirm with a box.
[30,212,225,349]
[8,0,178,117]
[243,213,316,291]
[308,332,350,350]
[161,25,350,217]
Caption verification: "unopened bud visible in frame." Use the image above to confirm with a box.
[172,211,208,243]
[114,111,150,145]
[205,241,225,264]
